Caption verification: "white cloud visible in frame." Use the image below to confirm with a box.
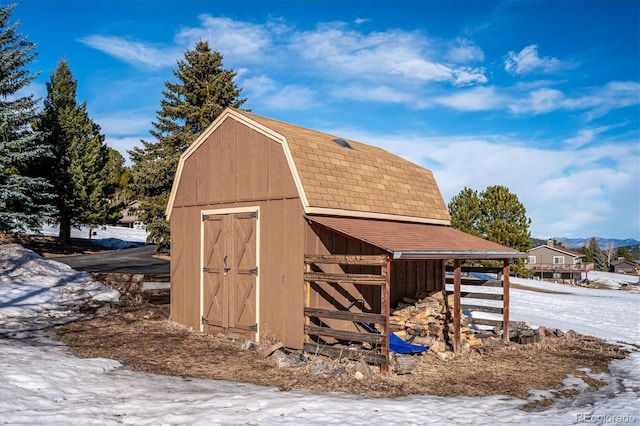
[509,87,565,114]
[289,23,487,86]
[242,75,316,110]
[95,114,152,136]
[175,15,273,63]
[563,123,624,148]
[78,35,178,70]
[504,45,561,75]
[445,38,485,64]
[508,81,640,117]
[434,86,503,111]
[333,84,417,104]
[104,136,146,164]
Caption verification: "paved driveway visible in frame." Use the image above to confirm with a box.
[53,245,170,276]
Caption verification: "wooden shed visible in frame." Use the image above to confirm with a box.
[166,108,525,366]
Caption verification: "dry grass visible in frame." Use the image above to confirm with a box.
[6,234,631,400]
[57,304,629,399]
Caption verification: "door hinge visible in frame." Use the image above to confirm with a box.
[249,323,258,331]
[202,214,209,221]
[203,266,211,273]
[250,211,258,219]
[249,266,258,276]
[201,316,209,325]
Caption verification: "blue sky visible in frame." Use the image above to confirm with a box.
[10,0,640,240]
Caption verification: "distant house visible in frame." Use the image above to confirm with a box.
[610,258,640,275]
[118,200,143,229]
[525,240,593,282]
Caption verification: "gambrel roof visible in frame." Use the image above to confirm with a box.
[167,108,450,224]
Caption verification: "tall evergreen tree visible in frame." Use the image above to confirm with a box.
[478,185,531,254]
[586,237,607,271]
[447,187,482,238]
[33,60,109,243]
[449,185,531,275]
[0,4,55,233]
[130,40,247,251]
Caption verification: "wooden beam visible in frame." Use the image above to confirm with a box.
[382,257,391,372]
[303,307,386,324]
[447,291,503,301]
[304,325,386,344]
[304,272,386,286]
[453,259,461,353]
[304,260,311,344]
[444,278,504,287]
[503,259,511,343]
[303,343,386,365]
[445,265,504,274]
[467,318,521,328]
[459,304,503,314]
[304,254,387,266]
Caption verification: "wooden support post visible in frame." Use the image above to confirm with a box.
[304,261,311,344]
[382,256,391,372]
[502,259,510,343]
[453,259,461,353]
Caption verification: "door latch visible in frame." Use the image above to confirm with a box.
[223,255,231,276]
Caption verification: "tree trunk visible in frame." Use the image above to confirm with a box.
[59,219,71,245]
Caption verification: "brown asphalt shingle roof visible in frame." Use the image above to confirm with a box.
[233,110,450,223]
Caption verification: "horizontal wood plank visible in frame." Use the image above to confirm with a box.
[304,325,386,344]
[304,272,386,286]
[460,304,503,314]
[445,265,503,274]
[305,254,387,266]
[447,291,503,301]
[303,343,386,365]
[445,278,503,287]
[304,307,386,324]
[467,318,520,328]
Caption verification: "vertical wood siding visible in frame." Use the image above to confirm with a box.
[170,118,304,348]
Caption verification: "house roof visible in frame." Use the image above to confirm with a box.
[167,108,450,225]
[308,215,526,260]
[611,258,639,267]
[528,244,585,258]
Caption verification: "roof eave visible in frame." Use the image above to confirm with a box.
[392,250,527,261]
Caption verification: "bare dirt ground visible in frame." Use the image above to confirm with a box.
[3,234,633,403]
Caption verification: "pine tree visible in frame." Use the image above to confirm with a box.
[33,60,109,243]
[586,237,607,271]
[478,185,531,254]
[447,187,482,238]
[448,185,531,275]
[130,40,247,251]
[0,4,55,233]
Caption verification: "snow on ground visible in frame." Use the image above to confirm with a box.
[36,224,148,249]
[1,232,639,425]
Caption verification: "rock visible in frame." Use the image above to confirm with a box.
[537,326,555,339]
[437,351,455,362]
[241,341,259,351]
[271,351,299,368]
[428,340,446,353]
[309,360,332,375]
[355,359,374,378]
[554,329,565,337]
[354,371,365,380]
[390,354,417,374]
[565,329,578,338]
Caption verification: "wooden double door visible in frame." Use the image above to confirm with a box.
[201,208,259,341]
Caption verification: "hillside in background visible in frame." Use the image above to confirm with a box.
[531,237,640,250]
